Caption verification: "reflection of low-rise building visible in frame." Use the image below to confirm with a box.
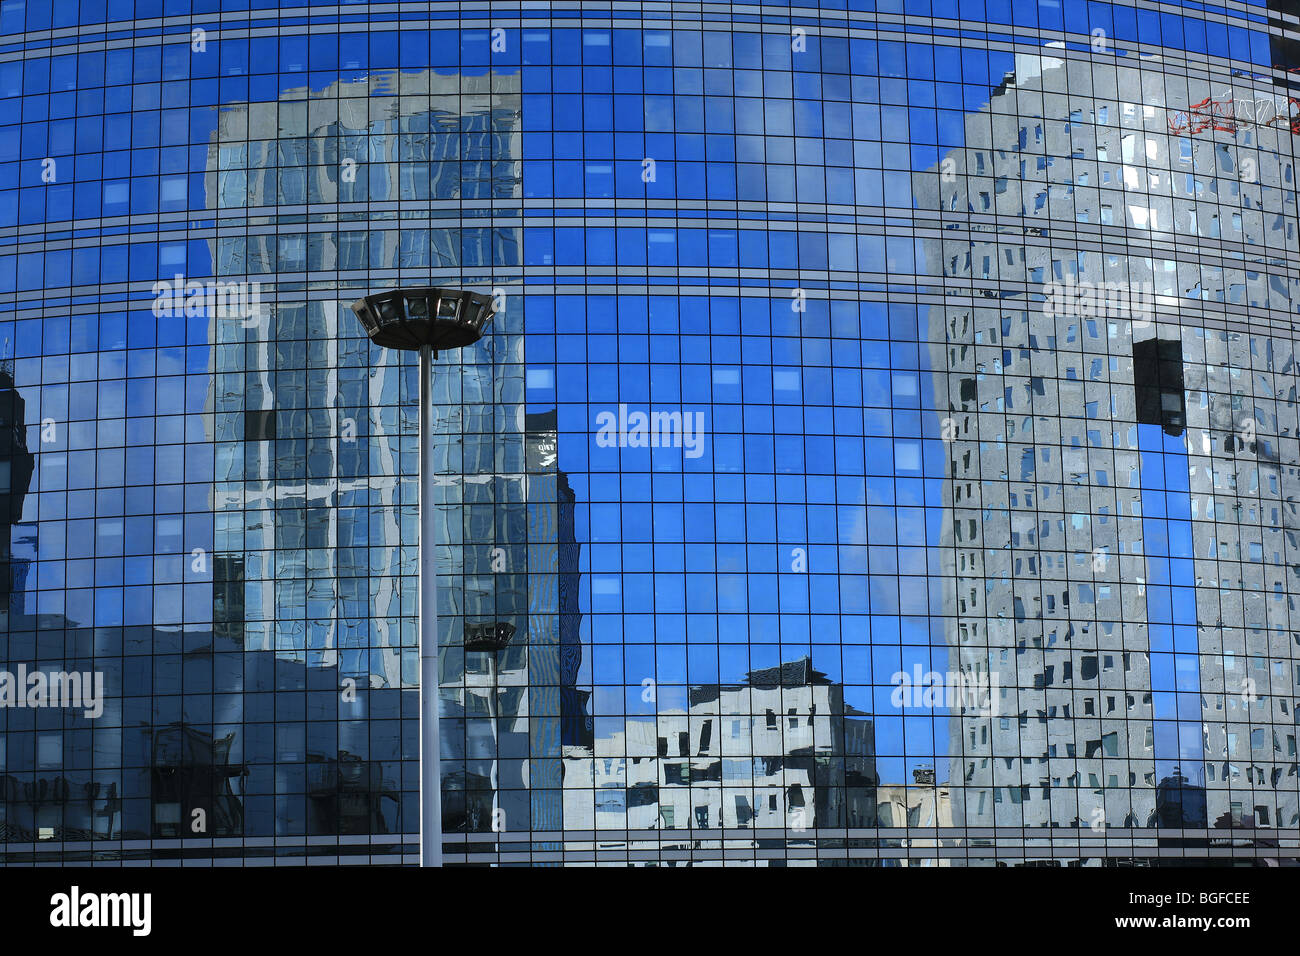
[1208,810,1284,865]
[876,769,955,828]
[873,768,956,867]
[0,773,121,844]
[562,658,876,839]
[0,643,408,861]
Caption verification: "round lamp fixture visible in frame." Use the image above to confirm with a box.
[350,286,495,354]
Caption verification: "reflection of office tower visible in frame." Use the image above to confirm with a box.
[1155,769,1207,829]
[202,69,532,850]
[1154,768,1210,856]
[917,50,1159,837]
[558,470,593,750]
[742,659,877,832]
[0,368,32,612]
[526,410,592,753]
[916,46,1300,850]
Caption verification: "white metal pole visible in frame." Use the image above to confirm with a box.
[418,344,442,867]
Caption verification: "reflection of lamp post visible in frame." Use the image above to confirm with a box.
[464,621,516,831]
[350,287,495,867]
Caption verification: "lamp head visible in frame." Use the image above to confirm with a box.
[350,287,495,353]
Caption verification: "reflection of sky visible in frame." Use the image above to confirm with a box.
[1137,424,1205,785]
[0,0,1276,31]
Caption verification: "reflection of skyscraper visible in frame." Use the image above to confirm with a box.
[1156,769,1207,829]
[0,367,32,612]
[199,68,531,855]
[526,410,592,752]
[1154,769,1209,857]
[916,45,1300,856]
[0,369,112,851]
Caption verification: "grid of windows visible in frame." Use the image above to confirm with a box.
[0,0,1298,865]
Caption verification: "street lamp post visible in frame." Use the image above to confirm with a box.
[349,286,495,867]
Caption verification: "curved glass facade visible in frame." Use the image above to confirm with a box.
[0,0,1298,866]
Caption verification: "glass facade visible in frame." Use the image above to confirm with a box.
[0,0,1298,866]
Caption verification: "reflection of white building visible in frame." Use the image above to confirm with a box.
[562,658,876,837]
[199,69,555,839]
[915,46,1300,844]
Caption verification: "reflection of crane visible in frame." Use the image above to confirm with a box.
[306,750,400,835]
[149,723,247,837]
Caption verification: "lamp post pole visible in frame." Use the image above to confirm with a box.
[418,343,441,867]
[349,287,495,868]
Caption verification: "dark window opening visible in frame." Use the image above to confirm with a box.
[1133,338,1185,436]
[246,408,276,441]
